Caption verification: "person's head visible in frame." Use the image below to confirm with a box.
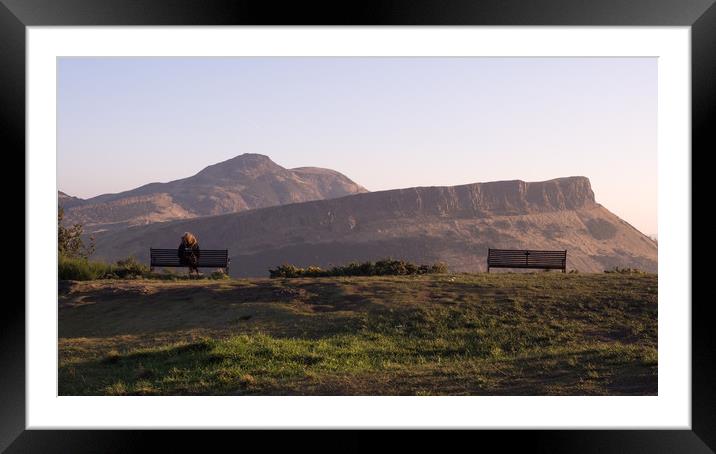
[182,232,197,247]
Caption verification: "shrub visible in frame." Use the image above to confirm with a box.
[58,255,115,281]
[425,262,449,274]
[305,265,324,275]
[59,255,149,281]
[604,266,646,274]
[209,269,230,280]
[114,256,149,278]
[269,264,305,278]
[58,206,95,259]
[268,259,449,278]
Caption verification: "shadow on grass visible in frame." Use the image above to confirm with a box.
[59,280,387,339]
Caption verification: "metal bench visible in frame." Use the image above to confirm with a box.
[150,248,230,273]
[487,248,567,273]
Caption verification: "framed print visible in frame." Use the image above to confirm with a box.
[5,0,712,450]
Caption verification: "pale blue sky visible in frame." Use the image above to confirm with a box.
[58,57,657,234]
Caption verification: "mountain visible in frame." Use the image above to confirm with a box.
[90,176,658,276]
[58,191,84,209]
[59,154,367,232]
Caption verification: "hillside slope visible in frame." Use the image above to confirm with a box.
[91,176,657,275]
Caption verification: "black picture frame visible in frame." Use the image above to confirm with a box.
[4,0,711,450]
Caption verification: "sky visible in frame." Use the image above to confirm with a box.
[58,57,657,235]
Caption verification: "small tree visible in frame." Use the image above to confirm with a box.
[58,206,95,259]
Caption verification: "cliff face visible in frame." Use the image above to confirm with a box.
[191,176,596,237]
[289,176,597,220]
[91,176,656,276]
[60,154,367,232]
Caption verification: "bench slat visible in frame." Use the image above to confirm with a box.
[490,255,565,258]
[150,248,230,270]
[490,251,565,257]
[489,250,566,254]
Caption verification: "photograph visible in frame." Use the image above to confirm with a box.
[56,56,659,396]
[3,0,710,447]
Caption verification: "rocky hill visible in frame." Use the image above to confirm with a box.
[90,176,658,276]
[58,191,84,209]
[59,154,367,232]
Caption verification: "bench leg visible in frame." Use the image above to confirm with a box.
[487,266,490,273]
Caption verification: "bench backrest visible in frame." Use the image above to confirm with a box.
[487,248,566,270]
[150,248,229,268]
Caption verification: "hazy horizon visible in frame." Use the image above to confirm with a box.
[58,57,657,234]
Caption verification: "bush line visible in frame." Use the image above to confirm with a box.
[269,259,448,278]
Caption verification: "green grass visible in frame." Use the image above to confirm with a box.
[58,273,657,395]
[58,255,117,280]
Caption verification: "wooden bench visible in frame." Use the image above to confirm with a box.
[150,248,230,273]
[487,248,567,273]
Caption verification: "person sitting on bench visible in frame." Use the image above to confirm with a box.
[178,232,201,275]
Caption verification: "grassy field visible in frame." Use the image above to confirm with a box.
[58,273,657,395]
